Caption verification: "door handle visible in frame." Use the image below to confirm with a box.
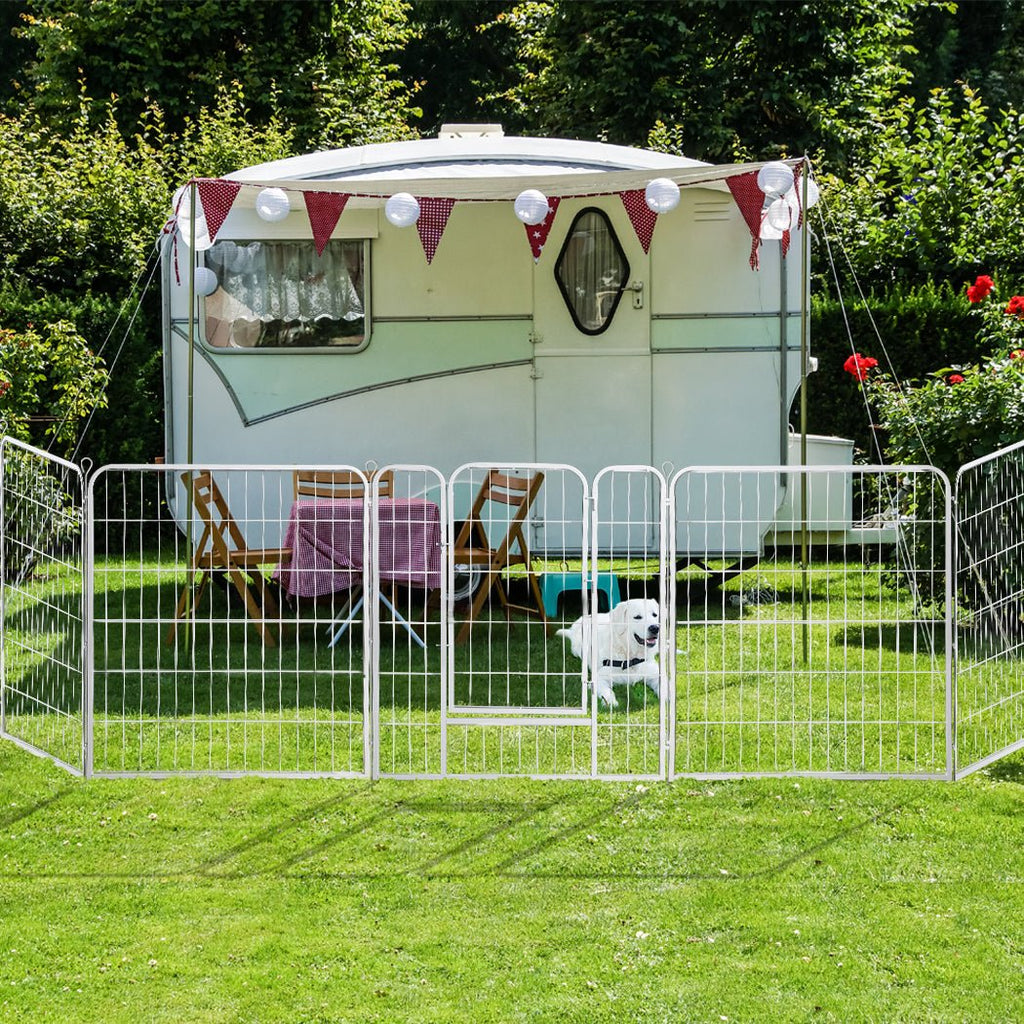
[630,280,644,309]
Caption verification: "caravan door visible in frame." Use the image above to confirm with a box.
[532,199,653,554]
[532,200,652,471]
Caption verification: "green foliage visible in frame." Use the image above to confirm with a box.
[0,319,108,453]
[13,0,418,149]
[806,281,986,458]
[818,86,1024,287]
[865,291,1024,478]
[494,0,919,163]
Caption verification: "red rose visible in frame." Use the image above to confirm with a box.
[1006,295,1024,317]
[1011,350,1024,360]
[948,374,965,384]
[966,274,995,303]
[843,352,879,382]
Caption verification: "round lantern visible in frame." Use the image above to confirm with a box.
[193,266,219,296]
[384,192,420,227]
[756,161,795,199]
[177,212,213,251]
[765,197,793,231]
[787,176,820,209]
[513,189,550,225]
[644,177,681,214]
[255,187,290,222]
[759,217,784,241]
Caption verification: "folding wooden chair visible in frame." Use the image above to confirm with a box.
[451,469,548,643]
[293,468,394,500]
[167,470,292,647]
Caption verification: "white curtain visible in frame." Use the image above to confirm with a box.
[204,240,364,347]
[556,211,627,332]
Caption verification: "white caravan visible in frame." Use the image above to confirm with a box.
[160,126,850,552]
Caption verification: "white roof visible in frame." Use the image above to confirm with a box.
[224,135,791,199]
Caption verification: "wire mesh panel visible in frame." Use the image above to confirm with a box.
[670,465,951,778]
[89,465,368,776]
[370,466,445,777]
[590,467,667,778]
[955,440,1024,776]
[444,463,593,776]
[0,439,85,773]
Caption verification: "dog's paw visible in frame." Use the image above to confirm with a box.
[597,689,618,709]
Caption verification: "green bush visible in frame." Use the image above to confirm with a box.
[806,280,987,458]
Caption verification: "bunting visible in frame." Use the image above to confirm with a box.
[304,191,351,256]
[195,178,242,242]
[416,197,456,264]
[525,196,561,261]
[619,189,659,254]
[726,172,766,270]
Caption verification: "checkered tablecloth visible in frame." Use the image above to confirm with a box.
[276,498,442,598]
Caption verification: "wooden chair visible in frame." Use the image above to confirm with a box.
[167,471,292,647]
[451,469,548,643]
[293,468,394,501]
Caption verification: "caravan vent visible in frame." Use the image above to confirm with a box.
[438,124,504,139]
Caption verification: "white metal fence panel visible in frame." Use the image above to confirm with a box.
[443,463,595,777]
[955,440,1024,776]
[88,464,369,776]
[670,465,952,778]
[370,466,446,777]
[591,466,668,779]
[0,438,85,773]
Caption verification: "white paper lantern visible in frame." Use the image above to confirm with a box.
[384,192,420,227]
[785,176,820,209]
[756,161,795,199]
[255,187,290,222]
[759,217,784,241]
[644,177,681,214]
[513,189,550,225]
[765,197,793,231]
[193,266,219,296]
[177,212,213,251]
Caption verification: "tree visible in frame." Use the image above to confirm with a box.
[13,0,418,148]
[486,0,919,165]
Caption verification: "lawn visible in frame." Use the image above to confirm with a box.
[2,548,1023,1021]
[0,742,1021,1023]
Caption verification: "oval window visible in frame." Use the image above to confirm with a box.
[554,208,630,336]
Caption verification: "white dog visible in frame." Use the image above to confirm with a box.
[556,598,661,708]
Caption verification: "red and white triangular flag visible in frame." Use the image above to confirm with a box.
[416,197,456,264]
[619,189,658,254]
[524,196,561,262]
[304,191,351,256]
[195,178,242,242]
[726,172,765,270]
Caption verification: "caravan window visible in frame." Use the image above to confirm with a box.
[554,208,629,336]
[202,240,367,349]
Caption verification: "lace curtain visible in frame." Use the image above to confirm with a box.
[204,240,364,348]
[555,210,628,334]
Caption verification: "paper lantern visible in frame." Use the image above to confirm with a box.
[177,212,213,251]
[514,189,550,225]
[193,266,218,296]
[644,177,681,214]
[756,161,795,199]
[765,197,793,231]
[255,187,290,222]
[786,176,820,209]
[176,190,213,250]
[385,193,420,227]
[759,217,784,241]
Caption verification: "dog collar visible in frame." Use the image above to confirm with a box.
[602,657,646,669]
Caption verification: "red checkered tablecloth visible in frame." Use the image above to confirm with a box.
[276,498,441,598]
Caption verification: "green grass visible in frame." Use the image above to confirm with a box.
[0,743,1021,1023]
[4,551,1021,779]
[3,554,1024,1020]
